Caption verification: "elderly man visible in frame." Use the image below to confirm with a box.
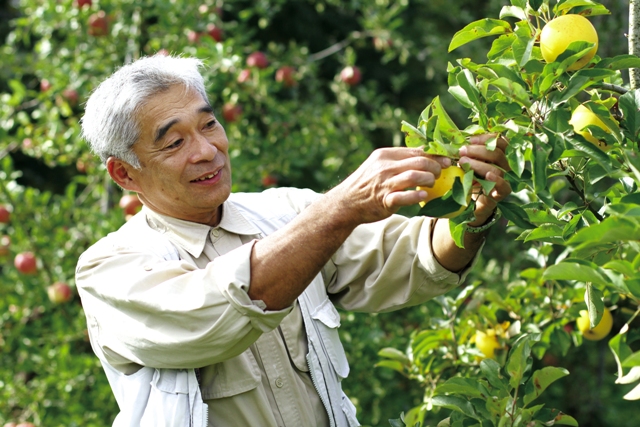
[76,55,511,427]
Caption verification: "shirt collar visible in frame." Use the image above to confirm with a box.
[143,200,261,258]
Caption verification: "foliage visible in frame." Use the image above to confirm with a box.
[380,0,640,425]
[0,0,638,426]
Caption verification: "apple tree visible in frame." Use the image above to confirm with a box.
[379,0,640,426]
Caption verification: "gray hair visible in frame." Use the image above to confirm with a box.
[80,55,207,168]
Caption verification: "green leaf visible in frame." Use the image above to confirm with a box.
[378,347,410,364]
[500,6,528,21]
[488,33,517,59]
[584,284,605,327]
[432,96,467,148]
[550,68,617,107]
[506,335,532,389]
[534,408,579,426]
[435,377,487,399]
[523,223,565,244]
[456,69,487,128]
[619,89,640,140]
[498,201,535,229]
[375,360,406,373]
[609,333,633,379]
[449,19,512,52]
[568,217,640,247]
[555,0,610,15]
[623,383,640,400]
[542,261,609,287]
[523,367,570,406]
[401,120,427,148]
[622,351,640,368]
[595,54,640,71]
[431,395,479,420]
[490,77,532,107]
[480,358,510,393]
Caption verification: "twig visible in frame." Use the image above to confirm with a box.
[308,31,371,62]
[594,83,629,94]
[0,142,18,160]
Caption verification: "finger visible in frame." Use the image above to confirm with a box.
[384,189,427,210]
[459,145,510,172]
[485,172,512,201]
[459,156,508,179]
[385,169,439,190]
[469,133,509,152]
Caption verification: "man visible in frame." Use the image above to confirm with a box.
[76,55,511,427]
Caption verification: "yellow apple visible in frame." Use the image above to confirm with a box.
[540,14,598,71]
[569,104,612,150]
[417,165,470,219]
[576,307,613,341]
[475,329,501,359]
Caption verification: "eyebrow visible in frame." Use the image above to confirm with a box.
[153,104,215,144]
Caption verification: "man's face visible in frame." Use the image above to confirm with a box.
[125,85,232,226]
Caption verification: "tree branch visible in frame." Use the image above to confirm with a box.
[629,0,640,89]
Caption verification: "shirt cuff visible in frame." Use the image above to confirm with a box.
[213,240,293,333]
[417,219,483,291]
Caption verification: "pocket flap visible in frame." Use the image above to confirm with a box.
[151,369,189,394]
[311,298,341,328]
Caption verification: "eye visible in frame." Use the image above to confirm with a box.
[204,119,217,130]
[165,139,183,150]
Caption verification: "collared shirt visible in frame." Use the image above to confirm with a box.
[76,187,471,427]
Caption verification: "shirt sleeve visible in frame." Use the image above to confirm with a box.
[76,237,292,371]
[324,214,479,313]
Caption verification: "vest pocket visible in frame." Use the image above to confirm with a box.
[311,298,350,379]
[140,369,191,427]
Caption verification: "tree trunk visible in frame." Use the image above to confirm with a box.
[630,0,640,89]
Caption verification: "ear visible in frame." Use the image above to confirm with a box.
[107,157,143,192]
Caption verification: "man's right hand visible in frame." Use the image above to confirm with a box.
[328,147,452,226]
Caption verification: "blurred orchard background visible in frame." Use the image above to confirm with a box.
[1,0,640,426]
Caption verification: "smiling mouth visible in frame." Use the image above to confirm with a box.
[191,170,219,182]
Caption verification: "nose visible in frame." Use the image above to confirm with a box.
[189,134,218,163]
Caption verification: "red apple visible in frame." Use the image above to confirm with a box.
[22,138,32,149]
[76,0,92,8]
[187,29,201,44]
[47,282,73,304]
[237,69,252,84]
[0,235,10,257]
[340,66,361,86]
[62,88,79,106]
[222,103,242,123]
[119,194,143,216]
[14,252,37,275]
[16,423,36,427]
[206,24,223,42]
[88,11,109,37]
[261,175,278,187]
[0,205,10,223]
[275,66,297,87]
[246,51,269,69]
[40,79,51,92]
[155,49,169,57]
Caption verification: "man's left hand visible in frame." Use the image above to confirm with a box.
[457,134,512,227]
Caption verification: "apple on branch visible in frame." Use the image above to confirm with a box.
[0,205,10,223]
[275,66,297,87]
[246,51,269,69]
[14,251,37,275]
[340,65,361,86]
[47,282,73,304]
[119,194,143,219]
[88,11,109,37]
[222,103,243,123]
